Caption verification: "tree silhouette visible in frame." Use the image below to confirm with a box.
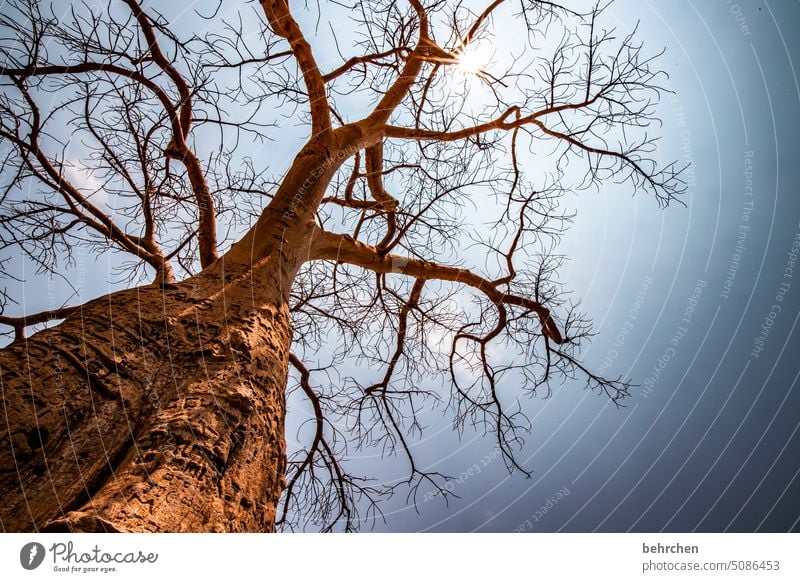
[0,0,684,532]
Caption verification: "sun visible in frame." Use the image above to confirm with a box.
[454,44,492,78]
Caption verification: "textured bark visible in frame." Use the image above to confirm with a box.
[0,134,348,532]
[0,260,289,532]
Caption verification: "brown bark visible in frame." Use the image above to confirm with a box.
[0,260,287,532]
[0,137,346,532]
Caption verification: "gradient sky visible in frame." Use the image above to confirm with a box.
[344,0,800,533]
[3,0,800,533]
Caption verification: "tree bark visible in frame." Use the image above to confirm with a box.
[0,259,290,532]
[0,131,353,532]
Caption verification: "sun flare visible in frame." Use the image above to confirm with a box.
[454,44,492,77]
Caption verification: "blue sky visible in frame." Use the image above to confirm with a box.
[345,0,800,532]
[2,0,799,532]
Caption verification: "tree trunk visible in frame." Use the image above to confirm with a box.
[0,128,357,532]
[0,257,292,532]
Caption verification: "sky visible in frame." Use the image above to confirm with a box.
[335,0,800,533]
[2,0,800,533]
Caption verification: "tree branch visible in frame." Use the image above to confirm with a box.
[366,0,431,126]
[259,0,331,137]
[364,144,398,252]
[309,227,564,344]
[0,305,79,341]
[123,0,218,268]
[323,47,410,83]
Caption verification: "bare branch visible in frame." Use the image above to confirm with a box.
[0,304,78,341]
[310,226,565,344]
[258,0,332,137]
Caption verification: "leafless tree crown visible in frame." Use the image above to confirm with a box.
[0,0,685,530]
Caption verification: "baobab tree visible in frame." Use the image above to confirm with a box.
[0,0,684,532]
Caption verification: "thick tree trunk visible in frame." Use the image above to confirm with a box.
[0,258,293,532]
[0,127,359,532]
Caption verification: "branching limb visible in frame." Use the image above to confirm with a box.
[323,47,411,83]
[364,278,425,395]
[310,226,565,344]
[0,79,168,272]
[122,0,218,267]
[258,0,332,137]
[1,0,219,269]
[366,0,432,126]
[364,145,399,252]
[279,352,386,531]
[0,305,79,341]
